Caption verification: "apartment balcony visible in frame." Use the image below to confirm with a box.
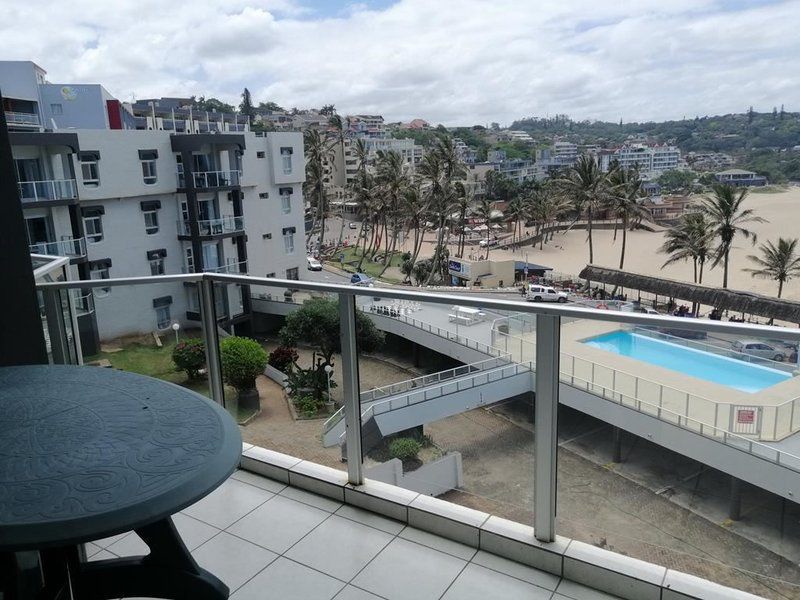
[17,179,78,204]
[29,236,87,259]
[35,273,797,599]
[176,170,242,189]
[177,216,245,238]
[5,110,41,128]
[182,260,248,275]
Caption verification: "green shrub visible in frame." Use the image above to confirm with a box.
[268,345,298,372]
[219,336,268,392]
[295,395,321,418]
[172,338,206,379]
[388,438,421,462]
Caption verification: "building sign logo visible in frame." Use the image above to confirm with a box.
[61,86,77,101]
[737,409,755,424]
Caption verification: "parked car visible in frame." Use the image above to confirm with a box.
[350,273,374,287]
[307,256,323,271]
[348,222,358,230]
[732,339,786,362]
[526,285,568,303]
[478,238,499,248]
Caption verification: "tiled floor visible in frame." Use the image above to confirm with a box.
[86,470,620,600]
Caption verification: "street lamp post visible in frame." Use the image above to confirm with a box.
[324,364,334,403]
[171,322,181,344]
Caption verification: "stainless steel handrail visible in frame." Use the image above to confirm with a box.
[37,272,800,341]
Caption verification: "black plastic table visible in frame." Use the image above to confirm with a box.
[0,365,242,600]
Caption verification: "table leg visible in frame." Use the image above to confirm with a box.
[75,517,228,600]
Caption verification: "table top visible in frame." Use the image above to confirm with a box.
[0,365,242,551]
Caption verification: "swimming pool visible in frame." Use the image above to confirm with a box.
[583,330,791,393]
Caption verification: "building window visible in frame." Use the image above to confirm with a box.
[184,248,194,273]
[259,192,269,199]
[286,267,299,280]
[142,210,158,234]
[153,295,173,329]
[257,151,265,158]
[282,226,296,255]
[149,256,165,275]
[82,207,104,243]
[79,151,100,187]
[266,272,276,278]
[139,150,158,184]
[89,260,111,297]
[280,147,293,174]
[155,305,171,329]
[280,187,292,214]
[50,103,63,115]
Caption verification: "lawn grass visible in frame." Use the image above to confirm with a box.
[330,246,406,282]
[86,336,236,408]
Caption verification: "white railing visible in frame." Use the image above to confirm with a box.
[176,170,242,188]
[5,111,40,126]
[177,216,245,236]
[205,260,248,275]
[29,237,86,258]
[17,179,78,202]
[71,289,94,315]
[491,320,800,442]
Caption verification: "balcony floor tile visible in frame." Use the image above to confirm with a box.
[440,563,552,599]
[226,494,330,554]
[192,531,278,593]
[352,537,467,600]
[182,477,274,529]
[231,556,344,600]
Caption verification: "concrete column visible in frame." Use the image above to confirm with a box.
[612,427,623,463]
[729,476,742,521]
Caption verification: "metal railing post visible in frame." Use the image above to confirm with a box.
[534,314,560,542]
[199,278,225,407]
[339,293,364,485]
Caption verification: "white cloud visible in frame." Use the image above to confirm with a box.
[1,0,798,124]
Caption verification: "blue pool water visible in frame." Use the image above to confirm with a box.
[583,331,791,393]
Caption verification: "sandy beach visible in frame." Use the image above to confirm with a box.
[380,186,800,301]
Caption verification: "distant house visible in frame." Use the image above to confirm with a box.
[714,169,767,187]
[403,118,430,130]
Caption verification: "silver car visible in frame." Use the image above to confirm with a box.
[732,339,786,362]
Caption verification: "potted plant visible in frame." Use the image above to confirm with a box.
[219,336,268,412]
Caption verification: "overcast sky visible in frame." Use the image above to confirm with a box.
[3,0,798,126]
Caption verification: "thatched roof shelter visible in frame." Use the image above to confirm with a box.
[579,265,800,323]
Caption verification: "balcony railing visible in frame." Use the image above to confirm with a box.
[176,170,241,189]
[29,237,87,258]
[177,216,245,236]
[35,273,800,548]
[5,110,40,127]
[182,260,248,275]
[17,179,78,203]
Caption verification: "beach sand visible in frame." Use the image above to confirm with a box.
[391,186,800,301]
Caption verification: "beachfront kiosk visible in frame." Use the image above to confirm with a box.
[448,258,515,288]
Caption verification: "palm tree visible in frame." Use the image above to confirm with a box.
[555,155,608,265]
[745,237,800,299]
[303,129,335,249]
[327,114,349,253]
[375,150,409,276]
[660,212,715,285]
[699,183,766,288]
[607,167,649,270]
[506,196,525,245]
[472,197,503,257]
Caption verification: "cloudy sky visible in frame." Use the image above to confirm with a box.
[2,0,798,126]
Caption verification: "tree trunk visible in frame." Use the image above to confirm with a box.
[722,248,730,288]
[424,222,446,286]
[778,279,784,299]
[587,211,594,264]
[618,214,628,270]
[318,188,327,252]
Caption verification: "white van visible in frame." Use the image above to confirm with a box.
[526,284,568,303]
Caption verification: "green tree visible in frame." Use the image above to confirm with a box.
[555,155,608,266]
[279,298,384,364]
[744,237,800,299]
[659,212,715,285]
[657,170,696,193]
[239,88,255,124]
[472,197,503,257]
[375,149,409,275]
[699,184,766,288]
[194,96,235,113]
[303,129,335,247]
[607,167,649,269]
[172,338,205,380]
[258,101,284,112]
[320,104,336,116]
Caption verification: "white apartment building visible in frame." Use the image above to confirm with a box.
[3,62,305,353]
[600,143,681,177]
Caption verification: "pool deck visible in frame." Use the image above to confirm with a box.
[557,320,800,441]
